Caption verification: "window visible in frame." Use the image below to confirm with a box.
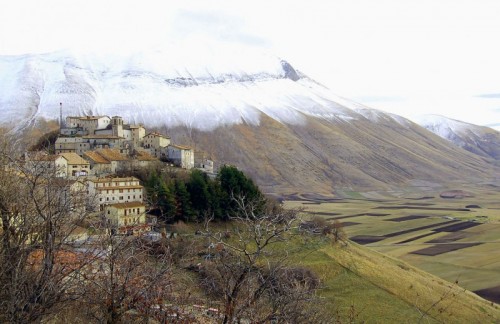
[106,197,109,201]
[119,196,123,200]
[119,189,123,193]
[107,210,110,214]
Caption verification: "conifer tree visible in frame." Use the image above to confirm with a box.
[173,179,194,221]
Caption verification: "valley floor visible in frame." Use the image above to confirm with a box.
[284,182,500,307]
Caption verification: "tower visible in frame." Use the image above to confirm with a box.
[111,116,124,137]
[59,102,64,128]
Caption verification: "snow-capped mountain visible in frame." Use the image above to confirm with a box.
[416,115,500,160]
[0,48,363,131]
[0,50,498,194]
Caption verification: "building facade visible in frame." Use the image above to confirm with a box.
[166,144,194,169]
[104,201,148,235]
[87,177,144,210]
[143,132,171,159]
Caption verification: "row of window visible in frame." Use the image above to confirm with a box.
[124,208,142,216]
[124,217,140,225]
[103,189,141,194]
[99,181,139,187]
[100,194,142,202]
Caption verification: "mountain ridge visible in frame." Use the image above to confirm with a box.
[1,50,498,194]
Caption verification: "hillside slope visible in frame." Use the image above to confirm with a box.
[307,240,500,323]
[172,113,497,195]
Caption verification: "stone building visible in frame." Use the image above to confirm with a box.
[143,132,171,159]
[59,152,90,177]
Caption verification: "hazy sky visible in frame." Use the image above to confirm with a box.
[1,0,500,128]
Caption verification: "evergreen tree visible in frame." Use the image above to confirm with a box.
[145,171,175,221]
[187,170,211,221]
[218,165,265,216]
[173,179,195,222]
[207,178,224,220]
[157,180,176,220]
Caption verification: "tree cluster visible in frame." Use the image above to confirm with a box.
[144,165,263,223]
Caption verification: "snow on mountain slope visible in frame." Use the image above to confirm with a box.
[0,49,360,131]
[2,50,499,192]
[416,114,500,160]
[415,115,473,138]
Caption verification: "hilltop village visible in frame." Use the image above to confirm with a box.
[26,114,214,235]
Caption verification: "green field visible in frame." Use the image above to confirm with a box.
[285,182,500,307]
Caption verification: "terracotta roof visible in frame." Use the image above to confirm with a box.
[95,149,128,161]
[60,153,90,165]
[107,201,145,209]
[83,151,110,164]
[169,144,193,150]
[91,176,140,183]
[145,132,170,139]
[82,135,122,139]
[97,185,143,190]
[135,151,157,161]
[28,249,94,272]
[29,154,62,161]
[67,116,109,120]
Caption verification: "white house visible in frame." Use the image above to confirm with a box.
[166,144,194,169]
[65,116,111,135]
[25,153,69,177]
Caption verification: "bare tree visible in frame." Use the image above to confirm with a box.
[200,196,328,323]
[0,139,94,323]
[76,229,189,324]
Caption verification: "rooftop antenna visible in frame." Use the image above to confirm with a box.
[59,102,64,129]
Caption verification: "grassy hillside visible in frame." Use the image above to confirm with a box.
[308,240,500,323]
